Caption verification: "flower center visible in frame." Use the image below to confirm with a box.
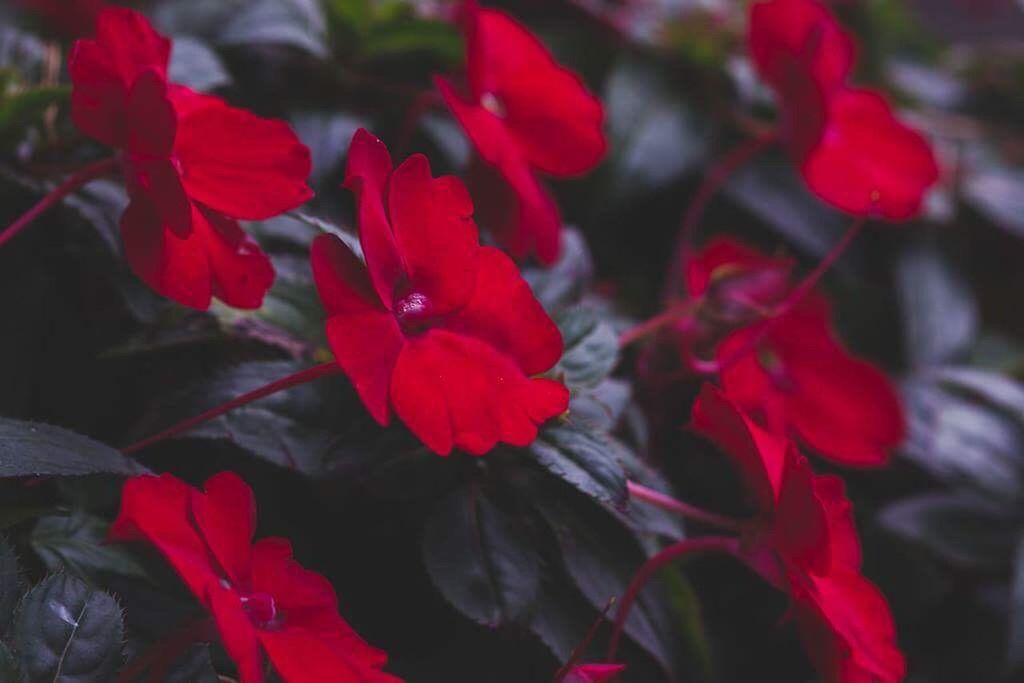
[480,92,506,118]
[240,591,281,630]
[394,291,434,335]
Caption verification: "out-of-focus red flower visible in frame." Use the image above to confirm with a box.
[15,0,106,38]
[435,0,606,264]
[564,663,626,683]
[110,472,402,683]
[691,385,905,682]
[716,295,905,466]
[748,0,939,221]
[311,129,569,456]
[68,8,312,310]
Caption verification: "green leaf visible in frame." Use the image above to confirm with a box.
[878,492,1020,569]
[0,536,23,632]
[0,641,20,682]
[165,644,219,683]
[12,573,124,683]
[289,111,367,187]
[0,84,68,145]
[554,307,619,391]
[31,512,150,582]
[359,18,461,62]
[523,228,594,312]
[570,378,631,432]
[0,417,146,478]
[218,0,328,57]
[168,37,231,92]
[526,421,629,508]
[421,485,541,628]
[1008,533,1024,673]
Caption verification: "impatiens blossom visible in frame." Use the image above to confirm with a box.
[311,129,569,455]
[15,0,105,38]
[691,385,905,682]
[69,8,312,309]
[435,0,606,264]
[716,294,905,466]
[110,472,401,683]
[749,0,939,220]
[564,663,626,683]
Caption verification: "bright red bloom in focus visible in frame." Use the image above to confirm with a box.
[435,0,606,264]
[564,663,626,683]
[69,8,313,310]
[691,385,905,682]
[716,294,905,466]
[749,0,939,220]
[110,472,401,683]
[15,0,106,38]
[310,129,569,456]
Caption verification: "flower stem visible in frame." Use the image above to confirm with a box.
[663,132,779,301]
[117,617,215,682]
[618,299,700,348]
[0,157,118,249]
[121,362,342,455]
[627,481,746,532]
[700,216,867,375]
[606,537,735,662]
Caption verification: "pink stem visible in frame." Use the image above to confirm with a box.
[0,157,119,249]
[627,481,746,532]
[618,299,701,348]
[663,132,779,302]
[121,362,342,455]
[606,537,735,662]
[699,216,867,375]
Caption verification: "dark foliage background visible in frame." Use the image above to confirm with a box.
[1,0,1024,681]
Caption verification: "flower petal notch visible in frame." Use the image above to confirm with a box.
[311,129,569,456]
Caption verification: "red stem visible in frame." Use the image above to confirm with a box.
[663,132,779,302]
[627,481,746,532]
[618,299,701,348]
[121,362,342,455]
[0,157,118,249]
[606,537,735,662]
[699,216,866,375]
[117,617,215,682]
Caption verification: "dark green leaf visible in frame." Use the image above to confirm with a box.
[523,228,594,312]
[0,417,145,478]
[168,37,231,92]
[360,17,461,62]
[933,367,1024,422]
[165,644,219,683]
[218,0,328,56]
[13,573,124,682]
[0,27,46,78]
[878,492,1020,569]
[289,111,367,187]
[0,84,68,145]
[421,486,541,628]
[554,307,619,391]
[0,536,22,632]
[31,512,149,581]
[526,421,628,508]
[570,378,631,432]
[0,641,20,682]
[897,241,978,367]
[1008,533,1024,673]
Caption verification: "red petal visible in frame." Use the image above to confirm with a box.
[685,237,792,300]
[800,88,940,221]
[259,628,401,683]
[387,154,479,314]
[174,91,313,220]
[93,8,171,83]
[813,475,863,571]
[125,68,176,157]
[443,246,563,376]
[127,157,192,238]
[208,583,265,683]
[196,208,275,310]
[108,474,219,601]
[771,452,831,575]
[343,129,403,309]
[390,330,569,455]
[565,664,626,683]
[68,40,127,147]
[463,8,606,177]
[250,539,337,613]
[311,234,403,426]
[748,0,855,94]
[190,472,257,587]
[121,197,213,310]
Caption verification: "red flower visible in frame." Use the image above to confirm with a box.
[310,129,569,456]
[717,294,904,466]
[435,0,606,264]
[748,0,939,220]
[110,472,401,683]
[69,8,312,310]
[564,663,626,683]
[691,385,905,682]
[15,0,106,38]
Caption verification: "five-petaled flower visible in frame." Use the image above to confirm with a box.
[435,0,606,264]
[110,472,401,683]
[311,129,569,456]
[749,0,940,220]
[691,384,905,683]
[716,293,905,466]
[69,7,312,310]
